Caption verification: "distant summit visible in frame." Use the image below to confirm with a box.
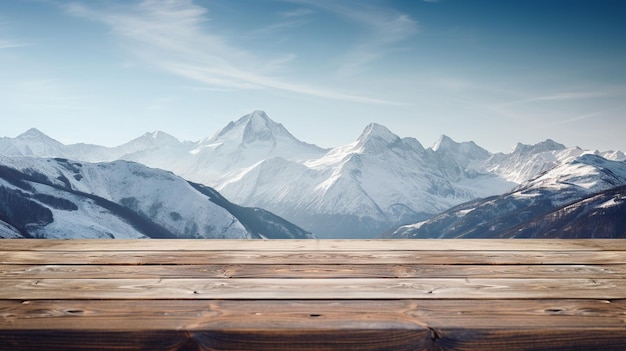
[6,127,65,157]
[356,123,401,151]
[122,131,181,149]
[431,135,491,172]
[210,110,304,146]
[17,128,50,140]
[511,139,566,154]
[432,135,487,155]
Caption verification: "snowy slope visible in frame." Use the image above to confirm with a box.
[0,156,311,239]
[386,154,626,239]
[497,185,626,238]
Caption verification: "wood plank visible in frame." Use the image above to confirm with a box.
[1,299,625,350]
[2,278,626,299]
[3,239,626,251]
[3,299,624,330]
[3,328,626,351]
[3,239,626,350]
[2,264,626,279]
[4,249,626,264]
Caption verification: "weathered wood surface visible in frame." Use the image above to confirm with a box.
[1,239,626,350]
[3,238,626,251]
[4,249,626,265]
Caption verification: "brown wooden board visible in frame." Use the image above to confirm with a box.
[2,299,625,330]
[2,263,625,279]
[2,278,626,300]
[2,239,626,350]
[3,249,626,264]
[1,300,625,350]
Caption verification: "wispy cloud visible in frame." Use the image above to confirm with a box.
[64,0,403,105]
[290,0,418,77]
[279,8,314,18]
[495,89,622,108]
[0,20,19,49]
[0,21,29,49]
[1,79,87,110]
[525,91,615,101]
[0,39,28,49]
[540,108,621,128]
[247,19,307,37]
[462,84,626,131]
[167,62,407,106]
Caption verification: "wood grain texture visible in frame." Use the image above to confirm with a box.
[3,239,626,251]
[2,278,626,300]
[2,299,625,330]
[1,300,625,350]
[1,239,626,350]
[2,264,625,279]
[3,249,626,264]
[2,329,626,351]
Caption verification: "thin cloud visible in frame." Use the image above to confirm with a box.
[528,91,615,101]
[247,19,306,37]
[279,8,314,18]
[0,39,29,49]
[290,0,418,77]
[496,90,622,108]
[2,79,88,110]
[540,106,626,128]
[167,62,408,106]
[64,0,403,106]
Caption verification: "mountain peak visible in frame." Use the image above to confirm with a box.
[357,123,400,145]
[210,110,298,146]
[431,135,457,152]
[249,110,270,120]
[7,128,65,157]
[142,131,179,143]
[123,131,180,150]
[431,134,490,161]
[512,139,566,154]
[243,111,277,143]
[17,128,52,140]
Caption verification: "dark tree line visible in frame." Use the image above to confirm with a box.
[0,186,52,236]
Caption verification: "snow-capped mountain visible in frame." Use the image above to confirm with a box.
[498,185,626,238]
[0,156,312,239]
[216,123,514,238]
[181,110,328,187]
[431,135,491,180]
[0,128,68,157]
[2,110,624,238]
[483,139,582,183]
[385,154,626,238]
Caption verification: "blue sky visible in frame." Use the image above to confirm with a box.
[1,0,625,153]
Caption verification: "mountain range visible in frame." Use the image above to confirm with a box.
[0,156,312,239]
[385,154,626,238]
[2,110,625,238]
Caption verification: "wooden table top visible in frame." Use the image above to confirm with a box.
[1,239,625,350]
